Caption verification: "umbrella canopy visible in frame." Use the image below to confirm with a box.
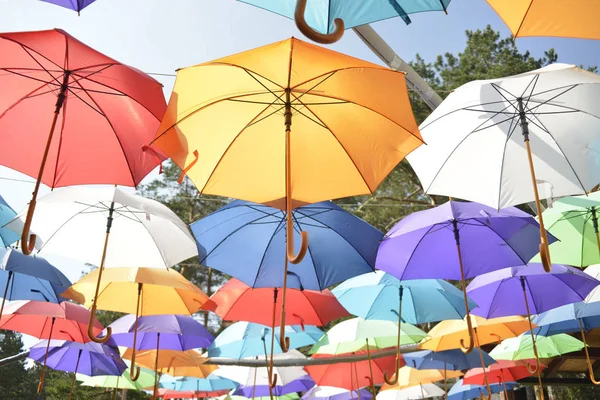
[310,318,427,354]
[158,388,232,399]
[403,349,495,371]
[122,349,216,379]
[40,0,98,13]
[160,375,238,392]
[532,192,600,267]
[377,201,552,281]
[533,301,600,336]
[302,386,373,400]
[332,271,475,323]
[29,339,126,377]
[208,321,323,359]
[192,200,382,290]
[110,314,214,351]
[486,0,600,39]
[407,63,600,209]
[212,350,309,387]
[63,267,209,316]
[490,331,584,360]
[205,278,348,326]
[421,315,532,352]
[468,264,599,319]
[377,383,445,400]
[152,37,421,211]
[233,375,315,397]
[0,249,71,305]
[78,365,155,390]
[464,360,543,385]
[227,395,299,400]
[4,186,196,269]
[0,300,103,342]
[0,195,18,247]
[447,379,517,400]
[381,367,463,389]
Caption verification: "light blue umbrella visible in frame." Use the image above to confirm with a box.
[0,195,19,247]
[448,379,517,400]
[238,0,451,44]
[159,375,238,392]
[208,321,323,359]
[404,349,496,371]
[332,270,476,323]
[533,301,600,336]
[0,249,72,317]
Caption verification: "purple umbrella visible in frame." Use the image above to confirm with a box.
[40,0,98,14]
[467,263,600,396]
[234,375,315,397]
[375,200,554,376]
[29,339,126,400]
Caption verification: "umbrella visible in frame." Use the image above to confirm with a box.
[306,351,399,391]
[467,263,598,395]
[63,267,209,382]
[233,375,315,397]
[29,339,126,400]
[376,200,549,379]
[332,271,475,323]
[40,0,98,14]
[381,367,463,390]
[407,64,600,271]
[532,192,600,267]
[0,195,18,247]
[447,379,517,400]
[490,330,584,360]
[122,348,216,379]
[208,321,323,359]
[228,395,299,400]
[5,186,197,343]
[158,388,232,399]
[464,360,543,386]
[403,349,495,371]
[152,37,421,355]
[238,0,451,44]
[192,200,382,291]
[302,386,373,400]
[0,249,72,318]
[78,364,155,391]
[0,300,104,392]
[486,0,600,39]
[160,375,238,392]
[0,29,166,255]
[377,382,445,400]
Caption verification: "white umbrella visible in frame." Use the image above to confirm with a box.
[302,386,371,400]
[376,383,444,400]
[407,63,600,272]
[4,186,197,343]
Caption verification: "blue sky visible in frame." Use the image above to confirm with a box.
[1,0,600,346]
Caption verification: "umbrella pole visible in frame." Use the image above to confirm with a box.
[0,271,13,320]
[129,283,142,381]
[268,288,278,389]
[444,362,447,399]
[68,349,82,400]
[152,333,161,400]
[452,220,475,353]
[88,201,116,344]
[591,207,600,258]
[261,327,275,400]
[21,71,71,255]
[384,286,403,385]
[353,362,361,400]
[474,329,492,400]
[251,365,258,400]
[420,383,425,399]
[520,278,544,399]
[365,338,376,394]
[517,97,551,273]
[113,387,118,400]
[37,316,55,393]
[578,319,600,385]
[293,0,344,44]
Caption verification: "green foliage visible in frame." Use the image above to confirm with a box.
[0,331,37,398]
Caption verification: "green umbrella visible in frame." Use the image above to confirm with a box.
[310,318,427,355]
[490,331,584,361]
[77,366,155,391]
[532,192,600,267]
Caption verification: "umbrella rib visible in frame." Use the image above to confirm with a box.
[250,217,287,288]
[290,104,328,129]
[246,104,286,128]
[242,69,286,103]
[35,203,99,254]
[496,107,522,207]
[520,74,540,108]
[525,85,580,115]
[64,87,105,117]
[18,44,64,86]
[126,207,169,268]
[0,80,57,120]
[0,68,59,86]
[49,84,68,188]
[290,71,338,103]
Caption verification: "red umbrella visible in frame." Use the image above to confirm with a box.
[157,389,230,399]
[0,300,104,392]
[305,351,401,391]
[0,29,166,254]
[205,278,349,327]
[464,359,547,385]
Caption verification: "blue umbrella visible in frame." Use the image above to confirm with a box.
[191,200,382,291]
[208,321,323,359]
[0,195,19,247]
[234,375,315,397]
[238,0,451,44]
[404,349,496,371]
[448,379,517,400]
[0,249,72,318]
[332,270,476,323]
[159,375,238,392]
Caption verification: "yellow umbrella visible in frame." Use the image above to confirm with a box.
[122,349,216,378]
[381,367,462,396]
[62,267,209,383]
[486,0,600,39]
[151,37,422,365]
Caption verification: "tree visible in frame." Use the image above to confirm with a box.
[0,331,37,398]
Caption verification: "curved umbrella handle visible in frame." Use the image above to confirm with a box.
[20,199,37,255]
[88,302,112,343]
[383,357,400,385]
[539,238,551,273]
[270,374,278,389]
[525,358,540,374]
[460,314,475,353]
[294,0,344,44]
[279,329,291,353]
[580,319,600,385]
[286,212,308,264]
[130,365,141,381]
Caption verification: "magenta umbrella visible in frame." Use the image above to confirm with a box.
[467,263,600,397]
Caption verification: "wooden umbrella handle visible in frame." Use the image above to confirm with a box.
[294,0,344,44]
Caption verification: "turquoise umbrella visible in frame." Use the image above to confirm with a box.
[0,195,18,247]
[238,0,451,44]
